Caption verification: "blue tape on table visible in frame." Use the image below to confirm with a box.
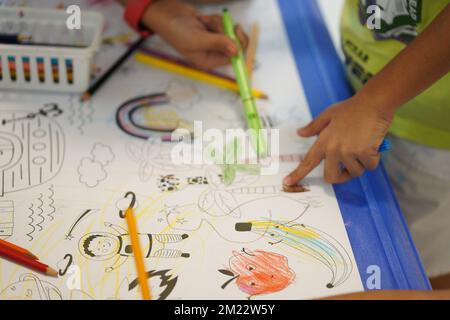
[278,0,430,290]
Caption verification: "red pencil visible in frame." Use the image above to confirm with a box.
[0,239,38,260]
[0,245,57,277]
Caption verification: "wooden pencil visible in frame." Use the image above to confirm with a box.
[0,33,32,44]
[0,245,57,276]
[0,239,38,260]
[124,207,151,300]
[140,47,237,82]
[246,22,260,80]
[135,51,269,100]
[80,36,147,102]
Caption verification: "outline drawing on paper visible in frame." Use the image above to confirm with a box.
[120,269,178,300]
[0,200,14,239]
[0,108,65,196]
[197,169,309,217]
[65,209,98,240]
[0,273,62,300]
[127,138,204,182]
[163,195,313,244]
[77,143,115,188]
[78,222,190,272]
[235,221,353,288]
[25,186,59,241]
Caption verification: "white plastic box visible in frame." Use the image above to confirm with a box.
[0,6,104,93]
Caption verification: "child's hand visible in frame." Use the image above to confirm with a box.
[283,94,394,185]
[142,0,248,70]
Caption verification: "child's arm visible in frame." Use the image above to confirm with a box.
[284,5,450,185]
[119,0,248,70]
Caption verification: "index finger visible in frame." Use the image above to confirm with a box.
[283,142,324,186]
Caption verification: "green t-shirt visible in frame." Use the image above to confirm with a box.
[341,0,450,149]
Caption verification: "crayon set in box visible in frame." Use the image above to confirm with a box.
[0,6,103,93]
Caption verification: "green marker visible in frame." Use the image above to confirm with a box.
[222,9,266,157]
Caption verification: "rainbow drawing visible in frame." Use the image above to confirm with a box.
[116,93,172,140]
[235,221,353,288]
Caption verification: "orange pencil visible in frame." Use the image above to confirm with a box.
[124,207,151,300]
[0,239,38,260]
[0,245,57,276]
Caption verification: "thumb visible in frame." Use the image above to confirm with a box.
[197,33,238,57]
[297,108,333,137]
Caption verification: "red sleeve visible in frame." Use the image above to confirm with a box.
[123,0,154,37]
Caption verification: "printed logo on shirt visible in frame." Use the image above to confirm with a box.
[360,0,422,43]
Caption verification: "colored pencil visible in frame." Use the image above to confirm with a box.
[134,51,269,100]
[80,36,147,102]
[246,23,260,80]
[0,239,38,260]
[124,207,151,300]
[0,245,57,276]
[222,9,266,156]
[140,47,237,82]
[0,34,86,48]
[102,33,134,45]
[0,33,32,44]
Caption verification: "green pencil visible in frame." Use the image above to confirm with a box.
[222,9,266,157]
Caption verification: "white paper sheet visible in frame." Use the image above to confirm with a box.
[0,0,363,300]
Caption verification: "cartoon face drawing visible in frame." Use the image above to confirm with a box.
[220,249,295,297]
[79,232,120,260]
[79,223,190,272]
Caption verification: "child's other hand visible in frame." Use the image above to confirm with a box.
[283,94,394,185]
[143,0,248,70]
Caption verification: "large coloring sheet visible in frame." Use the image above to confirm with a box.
[0,0,364,299]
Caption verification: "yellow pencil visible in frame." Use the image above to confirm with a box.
[124,207,151,300]
[246,22,260,80]
[134,52,268,100]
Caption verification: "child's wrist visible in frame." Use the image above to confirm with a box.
[141,0,172,34]
[353,87,396,121]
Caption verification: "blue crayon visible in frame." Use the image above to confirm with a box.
[378,139,391,153]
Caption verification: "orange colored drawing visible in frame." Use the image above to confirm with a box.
[220,249,295,297]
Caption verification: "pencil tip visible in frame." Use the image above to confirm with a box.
[46,267,58,277]
[80,93,91,102]
[260,93,269,100]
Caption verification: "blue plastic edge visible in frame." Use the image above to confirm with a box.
[278,0,431,290]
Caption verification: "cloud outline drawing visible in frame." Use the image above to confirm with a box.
[77,158,107,188]
[91,143,115,166]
